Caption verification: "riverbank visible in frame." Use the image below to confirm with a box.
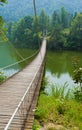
[33,50,82,130]
[33,84,82,130]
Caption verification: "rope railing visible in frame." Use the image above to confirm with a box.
[0,30,40,77]
[0,50,39,77]
[0,50,39,71]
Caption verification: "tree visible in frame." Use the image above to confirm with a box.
[12,16,33,47]
[48,25,64,50]
[60,7,69,28]
[7,15,40,48]
[52,10,60,26]
[0,0,7,26]
[39,9,47,33]
[0,0,7,39]
[68,13,82,50]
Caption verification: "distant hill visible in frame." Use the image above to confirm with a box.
[0,0,82,22]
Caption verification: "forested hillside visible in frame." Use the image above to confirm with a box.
[0,0,82,21]
[0,0,82,51]
[7,8,82,50]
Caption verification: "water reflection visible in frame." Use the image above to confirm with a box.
[2,68,19,77]
[0,41,36,76]
[45,70,75,94]
[45,51,82,93]
[46,51,82,77]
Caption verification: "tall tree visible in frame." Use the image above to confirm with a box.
[0,0,7,35]
[39,9,47,33]
[48,24,64,50]
[52,10,60,26]
[68,13,82,50]
[60,7,69,28]
[13,16,33,47]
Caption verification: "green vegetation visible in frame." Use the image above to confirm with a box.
[67,13,82,50]
[0,1,82,51]
[47,10,82,51]
[72,57,82,102]
[0,1,82,129]
[33,83,82,130]
[0,0,82,21]
[0,0,7,4]
[0,0,7,41]
[50,83,71,100]
[0,71,6,83]
[6,8,82,51]
[7,16,40,48]
[33,120,40,130]
[33,57,82,130]
[0,16,4,33]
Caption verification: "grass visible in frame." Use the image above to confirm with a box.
[0,71,6,83]
[33,83,82,130]
[33,120,40,130]
[50,82,71,100]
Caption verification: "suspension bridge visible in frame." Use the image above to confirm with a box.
[0,38,46,130]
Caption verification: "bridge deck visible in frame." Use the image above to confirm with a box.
[0,39,46,130]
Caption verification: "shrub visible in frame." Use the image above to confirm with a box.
[73,87,82,102]
[33,120,40,130]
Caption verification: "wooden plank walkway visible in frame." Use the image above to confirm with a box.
[0,38,46,130]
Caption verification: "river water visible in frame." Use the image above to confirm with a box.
[0,42,36,76]
[45,51,82,93]
[0,42,82,90]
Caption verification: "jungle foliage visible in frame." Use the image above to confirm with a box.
[6,8,82,50]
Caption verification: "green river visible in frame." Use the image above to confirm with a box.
[45,51,82,93]
[0,42,82,90]
[0,42,36,76]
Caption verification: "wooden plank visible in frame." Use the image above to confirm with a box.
[0,38,46,129]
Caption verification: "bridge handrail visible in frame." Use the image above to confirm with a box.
[4,55,45,130]
[0,50,39,71]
